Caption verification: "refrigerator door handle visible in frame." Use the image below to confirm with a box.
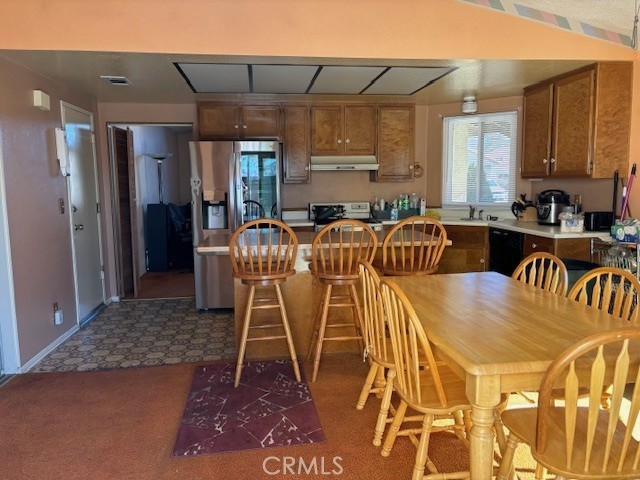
[232,151,242,231]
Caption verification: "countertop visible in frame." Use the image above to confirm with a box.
[197,229,451,254]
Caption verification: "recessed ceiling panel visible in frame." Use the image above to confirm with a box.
[252,65,318,94]
[309,66,387,94]
[363,67,454,95]
[177,63,250,93]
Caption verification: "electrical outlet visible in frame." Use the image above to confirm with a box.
[53,302,63,325]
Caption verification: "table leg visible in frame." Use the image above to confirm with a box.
[466,374,501,480]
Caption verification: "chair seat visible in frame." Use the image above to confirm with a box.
[382,266,438,276]
[310,266,359,284]
[502,406,640,478]
[394,364,470,414]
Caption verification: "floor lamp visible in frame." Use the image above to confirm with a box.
[146,153,173,204]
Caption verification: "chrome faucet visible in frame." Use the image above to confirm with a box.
[468,205,476,220]
[478,209,484,221]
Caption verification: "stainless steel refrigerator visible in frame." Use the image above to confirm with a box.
[190,141,282,309]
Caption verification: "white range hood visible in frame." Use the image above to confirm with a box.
[310,155,379,171]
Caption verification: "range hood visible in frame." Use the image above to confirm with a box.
[310,155,379,171]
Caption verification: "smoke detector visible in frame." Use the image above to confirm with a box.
[100,75,132,86]
[462,95,478,114]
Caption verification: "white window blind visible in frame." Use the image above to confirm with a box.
[442,111,517,206]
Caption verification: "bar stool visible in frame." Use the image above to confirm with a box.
[307,219,378,382]
[229,218,301,388]
[381,216,447,276]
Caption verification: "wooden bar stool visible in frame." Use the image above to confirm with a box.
[307,220,378,382]
[381,216,447,276]
[229,218,301,388]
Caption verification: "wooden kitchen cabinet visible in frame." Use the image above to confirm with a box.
[311,104,376,156]
[521,62,632,179]
[282,105,311,184]
[198,103,281,140]
[374,105,415,182]
[524,234,591,261]
[437,225,488,274]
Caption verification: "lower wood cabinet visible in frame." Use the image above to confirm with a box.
[437,225,488,274]
[524,234,591,261]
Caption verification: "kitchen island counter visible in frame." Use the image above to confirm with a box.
[197,229,450,359]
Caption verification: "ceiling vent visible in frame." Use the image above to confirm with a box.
[100,75,132,86]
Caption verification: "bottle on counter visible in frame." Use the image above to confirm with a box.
[390,201,399,221]
[410,193,419,210]
[419,198,426,216]
[379,198,386,211]
[373,196,380,211]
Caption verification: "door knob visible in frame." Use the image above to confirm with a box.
[74,224,84,231]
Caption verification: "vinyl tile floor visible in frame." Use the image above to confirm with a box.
[32,298,237,372]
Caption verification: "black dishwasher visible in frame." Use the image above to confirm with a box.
[489,228,524,276]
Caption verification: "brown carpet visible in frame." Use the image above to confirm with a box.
[0,355,478,480]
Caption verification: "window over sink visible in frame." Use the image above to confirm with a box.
[442,111,517,206]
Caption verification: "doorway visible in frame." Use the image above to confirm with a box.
[61,102,106,323]
[108,124,194,300]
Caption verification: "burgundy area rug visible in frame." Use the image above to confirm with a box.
[173,360,325,457]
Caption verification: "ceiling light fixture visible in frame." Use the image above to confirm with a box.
[462,95,478,114]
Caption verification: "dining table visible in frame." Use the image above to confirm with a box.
[390,271,633,480]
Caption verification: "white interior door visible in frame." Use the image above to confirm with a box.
[62,103,105,322]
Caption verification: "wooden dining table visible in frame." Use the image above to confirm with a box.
[390,271,633,480]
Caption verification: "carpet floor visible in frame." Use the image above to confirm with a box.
[1,354,540,480]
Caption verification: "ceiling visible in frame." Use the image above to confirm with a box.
[0,1,635,106]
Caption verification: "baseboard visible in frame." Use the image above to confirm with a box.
[19,324,79,373]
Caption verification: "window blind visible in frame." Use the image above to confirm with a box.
[442,111,517,206]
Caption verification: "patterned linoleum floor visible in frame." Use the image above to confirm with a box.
[32,298,237,372]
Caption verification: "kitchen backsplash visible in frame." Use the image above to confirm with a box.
[529,177,616,213]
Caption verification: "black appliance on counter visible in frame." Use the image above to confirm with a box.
[584,211,615,231]
[536,189,571,226]
[489,227,524,276]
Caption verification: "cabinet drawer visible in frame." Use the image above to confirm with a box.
[445,225,488,247]
[523,234,554,256]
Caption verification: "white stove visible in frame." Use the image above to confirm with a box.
[309,201,383,232]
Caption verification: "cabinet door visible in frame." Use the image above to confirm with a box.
[344,105,376,155]
[282,105,311,183]
[552,69,594,177]
[521,84,552,178]
[241,105,281,139]
[374,105,414,182]
[523,234,554,256]
[198,105,240,140]
[311,106,343,155]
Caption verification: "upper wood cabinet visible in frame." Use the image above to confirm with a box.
[373,105,415,182]
[311,105,376,156]
[521,62,632,179]
[282,105,311,184]
[198,103,281,140]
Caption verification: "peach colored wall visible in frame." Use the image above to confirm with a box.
[0,0,634,61]
[0,55,97,364]
[627,61,640,218]
[425,96,528,207]
[96,103,196,296]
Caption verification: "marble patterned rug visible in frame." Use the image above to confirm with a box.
[173,360,325,456]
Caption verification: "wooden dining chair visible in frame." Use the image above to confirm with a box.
[379,278,471,480]
[497,327,640,480]
[307,220,378,382]
[567,266,640,323]
[229,218,301,387]
[381,216,447,276]
[512,252,568,295]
